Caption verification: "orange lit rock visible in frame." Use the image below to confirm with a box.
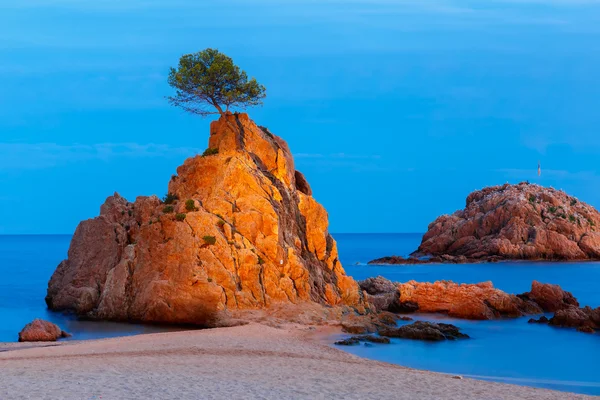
[397,280,542,320]
[46,113,366,326]
[19,319,70,342]
[361,277,581,321]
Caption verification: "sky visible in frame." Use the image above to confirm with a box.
[2,0,600,234]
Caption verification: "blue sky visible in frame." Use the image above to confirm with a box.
[2,0,600,234]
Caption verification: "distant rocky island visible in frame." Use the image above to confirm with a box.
[46,113,368,327]
[370,182,600,264]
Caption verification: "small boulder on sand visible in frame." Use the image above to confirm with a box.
[18,319,71,342]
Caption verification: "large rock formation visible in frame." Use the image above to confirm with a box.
[414,183,600,261]
[360,277,577,320]
[46,113,366,327]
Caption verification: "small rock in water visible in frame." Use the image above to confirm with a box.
[355,335,391,344]
[334,335,391,346]
[379,321,469,341]
[528,316,550,324]
[334,337,360,346]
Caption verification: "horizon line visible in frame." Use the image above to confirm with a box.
[0,232,425,236]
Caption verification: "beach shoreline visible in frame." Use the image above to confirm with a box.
[0,323,591,399]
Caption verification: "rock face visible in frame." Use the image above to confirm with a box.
[360,277,577,320]
[414,183,600,261]
[528,316,550,324]
[521,281,579,312]
[19,319,70,342]
[46,113,366,326]
[379,321,469,341]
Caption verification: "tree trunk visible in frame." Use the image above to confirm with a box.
[213,102,243,150]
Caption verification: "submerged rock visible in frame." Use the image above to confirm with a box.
[334,335,390,346]
[18,319,70,342]
[528,316,550,324]
[379,321,469,341]
[46,113,367,327]
[412,182,600,262]
[367,256,428,265]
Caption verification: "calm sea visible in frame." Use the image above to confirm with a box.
[1,234,599,395]
[339,233,600,396]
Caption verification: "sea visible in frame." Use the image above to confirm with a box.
[1,233,599,395]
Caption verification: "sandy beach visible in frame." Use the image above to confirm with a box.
[0,323,591,400]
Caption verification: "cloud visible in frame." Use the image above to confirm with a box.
[0,142,201,170]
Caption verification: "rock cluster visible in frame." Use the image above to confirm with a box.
[413,183,600,262]
[359,277,577,320]
[527,304,600,334]
[18,319,70,342]
[46,113,366,327]
[549,306,600,333]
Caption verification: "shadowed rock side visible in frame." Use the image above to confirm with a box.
[46,113,366,326]
[415,182,600,262]
[360,277,577,320]
[549,306,600,333]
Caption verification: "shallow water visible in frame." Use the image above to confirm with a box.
[1,233,599,395]
[335,233,600,396]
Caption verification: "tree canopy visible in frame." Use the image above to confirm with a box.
[167,48,266,117]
